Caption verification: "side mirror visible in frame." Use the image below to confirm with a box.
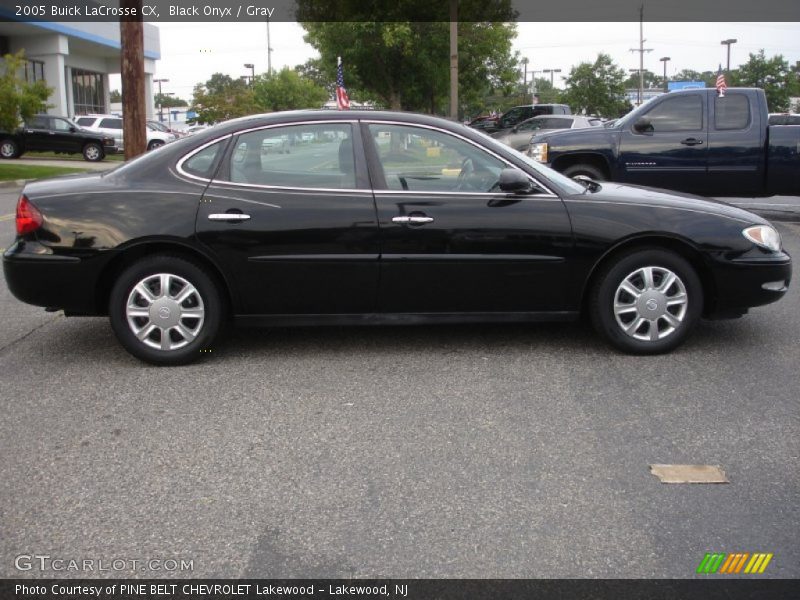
[498,168,532,194]
[69,126,76,132]
[633,118,653,134]
[511,125,519,133]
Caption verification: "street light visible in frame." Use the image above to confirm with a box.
[153,77,169,122]
[520,57,530,104]
[721,39,737,72]
[659,57,671,92]
[542,68,562,87]
[162,92,175,127]
[243,63,255,85]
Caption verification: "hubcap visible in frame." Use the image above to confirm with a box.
[1,142,14,157]
[613,266,688,342]
[125,273,205,351]
[86,146,100,160]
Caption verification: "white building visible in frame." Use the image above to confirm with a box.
[0,21,160,118]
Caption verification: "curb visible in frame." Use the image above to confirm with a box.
[0,179,31,189]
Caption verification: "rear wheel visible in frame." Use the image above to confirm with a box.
[590,249,702,354]
[109,255,223,365]
[82,142,104,162]
[0,138,20,159]
[563,163,605,181]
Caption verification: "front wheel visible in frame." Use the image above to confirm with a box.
[147,140,165,151]
[82,142,104,162]
[109,256,223,365]
[0,138,20,159]
[589,249,703,354]
[563,163,606,181]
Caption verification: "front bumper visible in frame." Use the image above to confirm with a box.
[707,252,792,316]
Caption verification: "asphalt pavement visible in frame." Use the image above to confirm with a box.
[0,183,798,579]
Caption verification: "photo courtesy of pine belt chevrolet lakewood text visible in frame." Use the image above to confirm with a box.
[3,106,792,365]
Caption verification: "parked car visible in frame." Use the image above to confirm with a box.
[492,115,596,152]
[768,113,800,125]
[148,120,187,138]
[184,124,211,135]
[479,104,572,134]
[0,115,117,161]
[3,110,791,365]
[526,88,800,196]
[74,114,176,151]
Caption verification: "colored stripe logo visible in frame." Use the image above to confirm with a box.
[697,552,773,574]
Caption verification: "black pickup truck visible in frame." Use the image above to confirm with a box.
[0,114,117,162]
[527,88,800,196]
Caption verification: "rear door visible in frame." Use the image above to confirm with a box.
[707,91,764,196]
[617,93,709,193]
[193,121,380,315]
[22,116,52,152]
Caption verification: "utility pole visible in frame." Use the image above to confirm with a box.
[449,0,458,120]
[629,4,652,106]
[266,19,273,76]
[543,68,562,87]
[721,38,737,72]
[659,57,670,92]
[120,0,146,159]
[521,57,529,104]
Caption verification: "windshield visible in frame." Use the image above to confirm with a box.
[149,121,170,132]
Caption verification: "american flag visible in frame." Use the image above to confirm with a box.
[336,57,350,110]
[716,64,727,97]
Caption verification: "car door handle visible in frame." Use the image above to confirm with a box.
[208,213,251,221]
[680,138,704,146]
[392,215,434,224]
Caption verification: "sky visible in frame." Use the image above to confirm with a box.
[114,21,800,102]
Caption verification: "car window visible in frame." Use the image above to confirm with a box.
[51,118,73,132]
[715,94,750,130]
[368,123,506,193]
[642,95,703,132]
[538,117,572,129]
[75,117,95,126]
[99,118,123,129]
[226,123,355,189]
[182,140,226,179]
[26,116,49,129]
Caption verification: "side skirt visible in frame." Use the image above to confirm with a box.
[235,311,580,328]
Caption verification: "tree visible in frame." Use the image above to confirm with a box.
[110,89,122,102]
[0,51,52,133]
[561,53,628,118]
[623,70,661,90]
[190,73,257,124]
[532,78,562,105]
[154,93,188,108]
[252,67,329,112]
[735,50,795,112]
[300,8,517,115]
[672,69,716,87]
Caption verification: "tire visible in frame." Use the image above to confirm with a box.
[82,142,104,162]
[147,140,165,151]
[563,163,605,181]
[0,138,20,159]
[109,255,223,365]
[589,249,703,355]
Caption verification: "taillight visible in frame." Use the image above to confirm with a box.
[16,195,43,236]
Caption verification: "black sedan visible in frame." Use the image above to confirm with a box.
[3,110,792,365]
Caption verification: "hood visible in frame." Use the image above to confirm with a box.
[531,125,611,145]
[578,181,768,225]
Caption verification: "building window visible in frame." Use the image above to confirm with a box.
[71,68,105,115]
[23,59,45,83]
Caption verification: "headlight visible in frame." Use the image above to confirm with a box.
[743,225,782,252]
[528,142,548,163]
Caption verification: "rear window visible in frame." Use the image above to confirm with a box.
[181,140,226,179]
[99,118,123,129]
[715,94,750,130]
[26,116,49,129]
[75,117,95,126]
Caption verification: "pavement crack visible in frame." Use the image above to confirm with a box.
[0,313,63,355]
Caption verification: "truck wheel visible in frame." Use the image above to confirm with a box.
[563,163,605,181]
[82,142,104,162]
[0,138,20,159]
[589,249,703,354]
[147,140,165,151]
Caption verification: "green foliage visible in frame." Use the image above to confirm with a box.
[532,78,562,105]
[0,51,52,133]
[561,53,628,118]
[672,69,716,87]
[252,67,329,112]
[623,70,662,90]
[0,164,86,181]
[110,89,122,103]
[190,73,257,124]
[154,93,188,108]
[300,8,518,115]
[734,50,795,112]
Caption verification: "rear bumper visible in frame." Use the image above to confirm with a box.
[3,241,105,315]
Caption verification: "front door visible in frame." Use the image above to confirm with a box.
[617,92,709,193]
[364,122,573,314]
[194,121,380,315]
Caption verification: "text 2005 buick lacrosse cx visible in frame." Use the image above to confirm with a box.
[3,110,792,365]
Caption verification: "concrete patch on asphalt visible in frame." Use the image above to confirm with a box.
[649,464,729,484]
